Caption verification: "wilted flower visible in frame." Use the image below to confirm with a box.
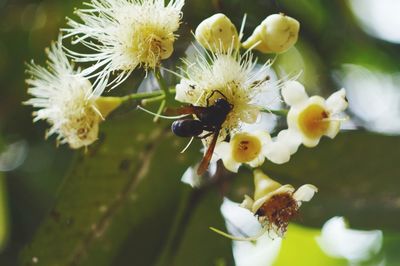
[242,13,299,54]
[211,170,317,240]
[65,0,184,92]
[25,38,121,149]
[282,80,348,147]
[195,13,240,52]
[241,170,317,237]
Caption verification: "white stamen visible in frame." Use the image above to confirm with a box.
[210,226,269,241]
[136,105,189,120]
[180,137,195,153]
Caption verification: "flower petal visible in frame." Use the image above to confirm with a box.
[215,142,242,172]
[326,88,348,114]
[248,154,265,168]
[181,166,202,188]
[325,121,340,139]
[264,141,291,164]
[276,129,302,155]
[221,197,262,236]
[293,184,318,202]
[301,135,321,148]
[214,141,231,161]
[254,130,272,145]
[175,79,201,103]
[240,195,255,211]
[316,217,383,262]
[281,81,308,106]
[223,156,242,173]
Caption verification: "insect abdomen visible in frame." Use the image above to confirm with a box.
[171,119,204,137]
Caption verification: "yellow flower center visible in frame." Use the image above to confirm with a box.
[298,104,329,138]
[231,133,262,163]
[132,24,174,68]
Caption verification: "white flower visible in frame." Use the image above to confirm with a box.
[64,0,184,93]
[282,81,348,147]
[176,49,277,142]
[242,13,300,54]
[241,170,318,237]
[214,131,271,172]
[316,217,383,263]
[25,38,107,149]
[214,130,299,172]
[257,128,302,166]
[195,13,240,52]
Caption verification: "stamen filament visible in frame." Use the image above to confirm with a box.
[180,137,195,153]
[261,109,289,116]
[209,226,268,241]
[322,116,349,122]
[136,105,189,120]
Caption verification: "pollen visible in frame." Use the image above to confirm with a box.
[298,104,329,139]
[231,133,262,163]
[256,192,299,235]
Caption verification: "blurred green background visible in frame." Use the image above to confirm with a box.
[0,0,400,265]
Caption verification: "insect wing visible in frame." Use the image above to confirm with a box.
[197,128,220,175]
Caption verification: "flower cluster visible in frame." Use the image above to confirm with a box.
[176,13,348,176]
[25,0,184,148]
[25,0,349,242]
[176,13,347,239]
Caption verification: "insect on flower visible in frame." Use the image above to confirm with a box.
[171,90,233,175]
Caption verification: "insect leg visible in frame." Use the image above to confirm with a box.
[206,90,228,106]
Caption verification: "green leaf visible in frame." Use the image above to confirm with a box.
[0,173,9,252]
[19,110,233,266]
[275,224,347,266]
[262,131,400,231]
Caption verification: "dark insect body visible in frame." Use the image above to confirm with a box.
[171,90,233,175]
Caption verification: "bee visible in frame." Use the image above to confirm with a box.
[171,90,233,175]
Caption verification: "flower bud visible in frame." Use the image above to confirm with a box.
[195,13,240,52]
[242,13,300,54]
